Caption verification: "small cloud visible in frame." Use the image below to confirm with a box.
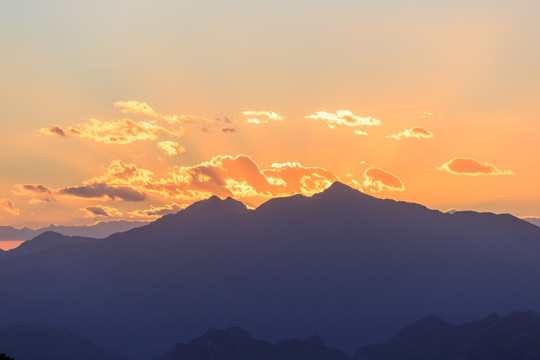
[362,167,405,193]
[114,100,192,124]
[222,128,236,133]
[242,111,283,124]
[129,203,184,219]
[353,130,368,136]
[87,160,154,185]
[387,126,434,140]
[60,183,146,202]
[437,157,514,176]
[82,205,122,218]
[28,198,51,204]
[306,110,381,129]
[419,112,433,118]
[0,199,20,215]
[16,184,53,195]
[157,141,186,156]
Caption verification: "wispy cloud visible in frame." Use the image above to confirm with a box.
[60,183,146,202]
[306,110,381,129]
[114,100,193,124]
[386,126,434,140]
[0,199,20,215]
[41,118,185,144]
[437,157,514,176]
[242,111,283,124]
[128,203,184,220]
[157,141,186,156]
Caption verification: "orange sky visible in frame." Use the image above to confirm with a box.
[0,0,538,228]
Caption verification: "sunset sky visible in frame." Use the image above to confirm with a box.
[0,0,538,228]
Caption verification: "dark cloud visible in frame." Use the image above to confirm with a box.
[222,128,236,133]
[60,183,146,201]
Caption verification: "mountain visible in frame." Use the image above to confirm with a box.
[0,182,539,360]
[0,325,125,360]
[0,231,93,258]
[160,327,349,360]
[0,220,149,242]
[355,311,540,360]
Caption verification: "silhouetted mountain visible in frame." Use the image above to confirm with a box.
[0,182,539,360]
[354,311,540,360]
[0,220,148,242]
[0,231,92,258]
[0,325,125,360]
[160,327,349,360]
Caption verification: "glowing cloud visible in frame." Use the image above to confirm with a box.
[243,111,283,124]
[41,118,185,144]
[437,157,514,176]
[157,141,187,156]
[0,199,20,215]
[362,167,405,193]
[306,110,382,129]
[114,100,192,124]
[353,130,368,136]
[87,160,154,185]
[15,184,53,196]
[82,205,122,218]
[387,126,434,140]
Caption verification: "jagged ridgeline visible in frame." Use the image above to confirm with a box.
[0,183,539,360]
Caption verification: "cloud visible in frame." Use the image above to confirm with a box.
[437,157,514,176]
[242,111,283,124]
[129,203,184,219]
[0,199,20,215]
[222,128,236,133]
[361,167,405,193]
[157,141,186,156]
[82,205,122,218]
[15,184,53,195]
[41,118,185,144]
[353,130,368,136]
[60,183,146,201]
[387,126,434,140]
[114,100,192,124]
[87,160,154,185]
[145,154,338,202]
[306,110,381,129]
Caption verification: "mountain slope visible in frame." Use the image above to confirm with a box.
[0,182,539,359]
[354,311,540,360]
[0,325,125,360]
[160,327,349,360]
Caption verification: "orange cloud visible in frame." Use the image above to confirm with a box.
[242,111,283,124]
[145,154,338,203]
[87,160,154,186]
[41,118,185,144]
[361,167,405,193]
[437,157,514,176]
[157,141,186,156]
[15,184,53,196]
[128,203,184,220]
[387,126,434,140]
[82,205,122,218]
[306,110,382,129]
[0,199,20,215]
[114,100,193,124]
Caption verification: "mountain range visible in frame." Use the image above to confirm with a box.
[0,182,539,359]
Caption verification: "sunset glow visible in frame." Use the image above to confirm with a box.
[0,0,538,229]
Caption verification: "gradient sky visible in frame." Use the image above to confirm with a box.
[0,0,538,228]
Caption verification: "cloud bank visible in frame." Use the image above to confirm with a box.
[306,110,381,129]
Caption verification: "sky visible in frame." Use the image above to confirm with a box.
[0,0,538,228]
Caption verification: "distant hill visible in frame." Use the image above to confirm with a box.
[0,220,149,241]
[0,325,125,360]
[160,327,349,360]
[0,182,539,360]
[355,311,540,360]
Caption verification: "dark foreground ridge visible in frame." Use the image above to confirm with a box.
[0,182,539,359]
[355,311,540,360]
